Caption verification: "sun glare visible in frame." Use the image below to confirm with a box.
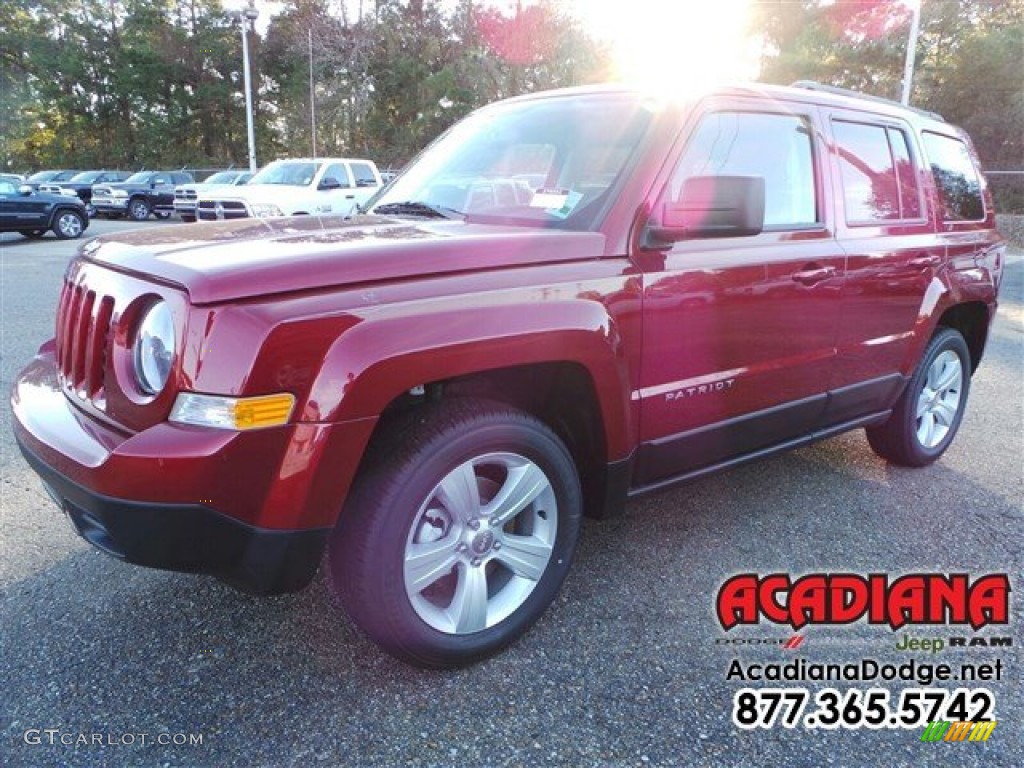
[573,0,760,94]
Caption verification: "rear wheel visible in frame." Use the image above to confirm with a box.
[52,210,85,239]
[128,197,150,221]
[327,399,582,667]
[866,327,971,466]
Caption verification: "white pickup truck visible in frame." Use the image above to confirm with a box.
[195,158,383,221]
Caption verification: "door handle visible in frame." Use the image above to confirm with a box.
[910,255,941,268]
[345,194,355,199]
[792,266,837,286]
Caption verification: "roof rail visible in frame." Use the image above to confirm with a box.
[790,80,945,122]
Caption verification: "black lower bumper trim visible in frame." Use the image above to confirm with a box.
[17,439,329,595]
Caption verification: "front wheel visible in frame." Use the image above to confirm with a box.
[327,399,582,667]
[52,210,85,239]
[128,197,150,221]
[866,327,971,466]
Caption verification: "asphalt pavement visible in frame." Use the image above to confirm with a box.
[1,219,1021,767]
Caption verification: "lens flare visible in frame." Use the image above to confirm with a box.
[574,0,760,94]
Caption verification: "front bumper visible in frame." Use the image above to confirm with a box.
[18,440,328,594]
[92,197,128,213]
[11,348,376,594]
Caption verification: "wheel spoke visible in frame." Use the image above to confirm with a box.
[404,538,458,593]
[495,533,553,581]
[486,461,551,527]
[448,564,489,633]
[932,398,958,427]
[916,389,933,419]
[934,358,962,394]
[436,460,481,523]
[918,412,936,447]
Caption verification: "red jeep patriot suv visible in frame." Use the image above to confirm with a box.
[12,83,1005,667]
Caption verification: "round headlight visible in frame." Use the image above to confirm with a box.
[134,301,175,395]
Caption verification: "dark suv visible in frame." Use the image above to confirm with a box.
[12,83,1005,667]
[91,171,194,221]
[0,180,89,239]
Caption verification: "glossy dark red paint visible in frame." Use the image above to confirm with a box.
[12,83,1005,591]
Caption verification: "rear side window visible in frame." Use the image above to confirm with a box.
[833,121,923,223]
[671,111,818,229]
[349,162,378,186]
[922,132,984,221]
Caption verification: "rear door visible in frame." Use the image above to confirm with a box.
[635,98,845,486]
[823,110,939,422]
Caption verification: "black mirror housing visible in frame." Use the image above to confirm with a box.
[646,175,765,246]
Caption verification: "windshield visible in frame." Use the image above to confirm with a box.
[70,171,103,183]
[369,93,656,230]
[27,171,58,182]
[249,161,321,186]
[205,171,242,184]
[125,172,154,184]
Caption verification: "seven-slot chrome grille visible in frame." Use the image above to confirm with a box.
[55,279,114,399]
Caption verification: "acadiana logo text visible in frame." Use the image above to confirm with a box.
[716,573,1010,631]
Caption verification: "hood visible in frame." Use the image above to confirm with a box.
[78,215,607,304]
[99,181,153,192]
[178,182,242,192]
[202,183,312,203]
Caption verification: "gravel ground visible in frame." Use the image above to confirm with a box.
[1,221,1021,768]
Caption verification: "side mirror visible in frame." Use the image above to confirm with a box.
[319,176,342,191]
[645,175,764,247]
[18,184,33,196]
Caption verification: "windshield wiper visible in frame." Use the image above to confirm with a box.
[373,201,464,220]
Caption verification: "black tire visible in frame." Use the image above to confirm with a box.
[24,230,46,239]
[51,209,85,239]
[128,197,150,221]
[866,327,971,466]
[327,398,582,668]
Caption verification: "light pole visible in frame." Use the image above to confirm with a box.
[232,1,260,172]
[901,0,922,106]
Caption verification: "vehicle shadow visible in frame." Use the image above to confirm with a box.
[2,431,1021,767]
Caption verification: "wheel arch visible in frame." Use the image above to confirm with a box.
[300,302,636,519]
[935,301,990,373]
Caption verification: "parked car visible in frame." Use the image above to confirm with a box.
[0,172,25,185]
[0,180,89,239]
[23,170,83,188]
[195,158,381,221]
[48,170,133,217]
[11,83,1005,667]
[174,170,252,222]
[91,170,194,221]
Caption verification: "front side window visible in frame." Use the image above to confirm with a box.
[669,111,818,229]
[322,164,351,188]
[922,132,984,221]
[833,120,922,223]
[125,172,154,184]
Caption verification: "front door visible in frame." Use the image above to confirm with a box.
[635,101,845,486]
